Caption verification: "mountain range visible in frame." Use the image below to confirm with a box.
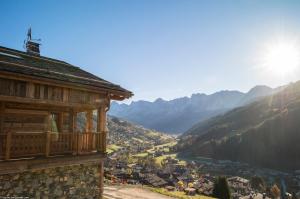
[176,81,300,171]
[109,85,278,134]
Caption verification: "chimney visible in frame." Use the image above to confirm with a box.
[25,27,41,56]
[26,41,40,55]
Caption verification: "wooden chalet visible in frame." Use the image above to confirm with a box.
[0,35,132,198]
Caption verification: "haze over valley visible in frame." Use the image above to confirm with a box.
[110,84,281,134]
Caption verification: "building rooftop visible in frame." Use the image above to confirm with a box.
[0,45,133,100]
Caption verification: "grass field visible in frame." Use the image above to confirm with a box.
[155,153,186,166]
[148,187,215,199]
[147,141,177,153]
[107,144,122,154]
[132,152,149,158]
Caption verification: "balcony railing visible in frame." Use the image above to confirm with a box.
[0,131,106,161]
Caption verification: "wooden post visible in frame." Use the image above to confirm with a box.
[44,113,52,157]
[0,102,4,134]
[97,106,107,153]
[26,82,35,98]
[5,131,12,160]
[45,113,52,132]
[69,110,74,133]
[69,109,78,154]
[63,88,69,103]
[97,106,106,133]
[85,110,93,151]
[40,85,45,99]
[97,105,107,199]
[45,131,51,157]
[58,112,64,133]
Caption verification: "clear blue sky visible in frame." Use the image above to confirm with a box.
[1,0,300,102]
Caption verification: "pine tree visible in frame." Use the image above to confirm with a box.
[213,176,231,199]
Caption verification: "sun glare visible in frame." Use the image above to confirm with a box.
[262,40,300,76]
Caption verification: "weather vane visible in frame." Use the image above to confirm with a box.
[27,27,32,41]
[24,27,41,54]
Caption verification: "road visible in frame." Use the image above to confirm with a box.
[104,185,175,199]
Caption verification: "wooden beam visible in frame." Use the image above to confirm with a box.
[5,102,74,112]
[0,153,105,175]
[5,108,49,115]
[0,95,102,109]
[0,70,132,99]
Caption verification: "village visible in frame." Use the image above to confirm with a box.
[105,126,300,199]
[2,2,300,199]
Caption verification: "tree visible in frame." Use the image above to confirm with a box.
[188,182,194,188]
[213,176,231,199]
[250,176,266,191]
[177,180,184,191]
[270,184,281,199]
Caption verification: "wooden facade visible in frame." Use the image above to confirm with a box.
[0,73,111,160]
[0,44,132,198]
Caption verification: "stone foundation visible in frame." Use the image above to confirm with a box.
[0,163,101,199]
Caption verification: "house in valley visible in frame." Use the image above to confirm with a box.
[0,32,132,198]
[142,174,168,187]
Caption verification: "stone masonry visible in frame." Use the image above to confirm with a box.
[0,163,101,199]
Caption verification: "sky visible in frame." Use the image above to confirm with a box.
[1,0,300,103]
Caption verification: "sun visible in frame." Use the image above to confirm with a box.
[262,40,300,77]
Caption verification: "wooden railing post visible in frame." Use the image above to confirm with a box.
[70,133,74,154]
[45,131,51,157]
[5,131,12,160]
[77,133,80,155]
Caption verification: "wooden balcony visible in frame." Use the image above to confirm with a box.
[0,131,106,161]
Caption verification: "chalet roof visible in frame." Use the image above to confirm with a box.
[0,46,133,100]
[144,174,167,187]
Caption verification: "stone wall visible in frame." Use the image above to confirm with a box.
[0,163,101,199]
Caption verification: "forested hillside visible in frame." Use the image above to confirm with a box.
[77,114,173,152]
[177,81,300,171]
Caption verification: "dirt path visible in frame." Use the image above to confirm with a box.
[104,185,175,199]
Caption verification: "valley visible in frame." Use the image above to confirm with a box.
[105,81,300,197]
[103,115,300,197]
